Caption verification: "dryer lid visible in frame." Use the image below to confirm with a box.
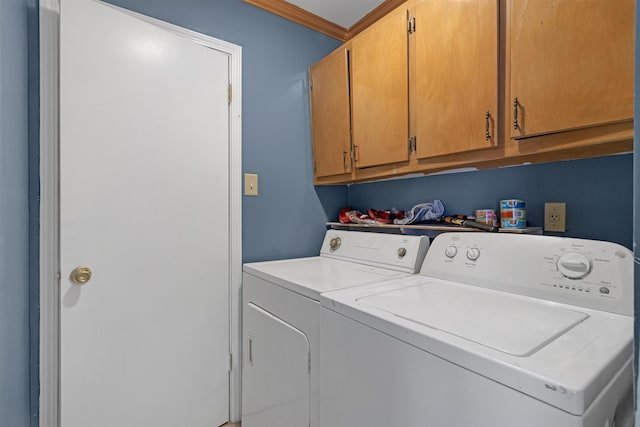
[244,257,408,301]
[357,280,589,356]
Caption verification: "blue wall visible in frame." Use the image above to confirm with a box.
[103,0,347,262]
[348,154,633,249]
[0,0,31,426]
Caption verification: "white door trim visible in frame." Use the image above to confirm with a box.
[39,1,243,425]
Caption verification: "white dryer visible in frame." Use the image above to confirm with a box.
[241,229,429,427]
[320,232,633,427]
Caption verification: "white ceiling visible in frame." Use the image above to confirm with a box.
[287,0,385,28]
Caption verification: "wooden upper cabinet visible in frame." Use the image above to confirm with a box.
[308,0,634,184]
[414,0,498,159]
[510,0,635,139]
[309,47,351,179]
[351,4,409,169]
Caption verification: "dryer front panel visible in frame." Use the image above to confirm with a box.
[242,302,310,427]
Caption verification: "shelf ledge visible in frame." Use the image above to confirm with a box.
[327,222,543,238]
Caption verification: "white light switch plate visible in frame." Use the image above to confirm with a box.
[244,173,258,196]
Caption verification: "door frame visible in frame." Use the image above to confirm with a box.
[38,1,243,425]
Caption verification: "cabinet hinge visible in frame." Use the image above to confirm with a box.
[408,136,417,153]
[309,79,313,90]
[228,353,232,372]
[408,16,416,34]
[228,84,232,105]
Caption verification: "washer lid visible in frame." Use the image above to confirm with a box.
[357,281,588,356]
[322,276,633,415]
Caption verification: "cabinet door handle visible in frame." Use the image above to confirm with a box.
[353,145,358,163]
[343,150,347,171]
[513,97,519,130]
[485,111,491,141]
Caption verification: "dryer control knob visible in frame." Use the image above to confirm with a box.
[557,252,591,279]
[466,247,481,261]
[329,237,341,251]
[397,247,407,258]
[445,246,458,258]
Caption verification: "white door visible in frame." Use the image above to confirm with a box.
[59,1,230,426]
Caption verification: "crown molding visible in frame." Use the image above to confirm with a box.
[244,0,349,41]
[244,0,406,42]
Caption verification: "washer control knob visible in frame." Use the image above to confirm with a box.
[445,246,458,258]
[466,247,481,261]
[557,252,591,279]
[397,247,407,258]
[329,237,341,251]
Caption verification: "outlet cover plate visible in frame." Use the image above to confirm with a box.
[544,202,566,232]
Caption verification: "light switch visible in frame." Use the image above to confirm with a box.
[244,173,258,196]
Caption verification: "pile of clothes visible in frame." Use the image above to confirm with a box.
[339,200,445,225]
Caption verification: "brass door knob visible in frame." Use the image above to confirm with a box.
[70,266,92,285]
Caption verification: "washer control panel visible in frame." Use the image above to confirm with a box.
[423,233,633,316]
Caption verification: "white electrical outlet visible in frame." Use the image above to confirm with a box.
[544,202,566,232]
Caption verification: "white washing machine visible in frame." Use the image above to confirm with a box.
[320,232,633,427]
[241,229,430,427]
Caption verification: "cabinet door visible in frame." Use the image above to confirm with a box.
[414,0,498,159]
[510,0,634,138]
[309,47,351,178]
[351,5,409,169]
